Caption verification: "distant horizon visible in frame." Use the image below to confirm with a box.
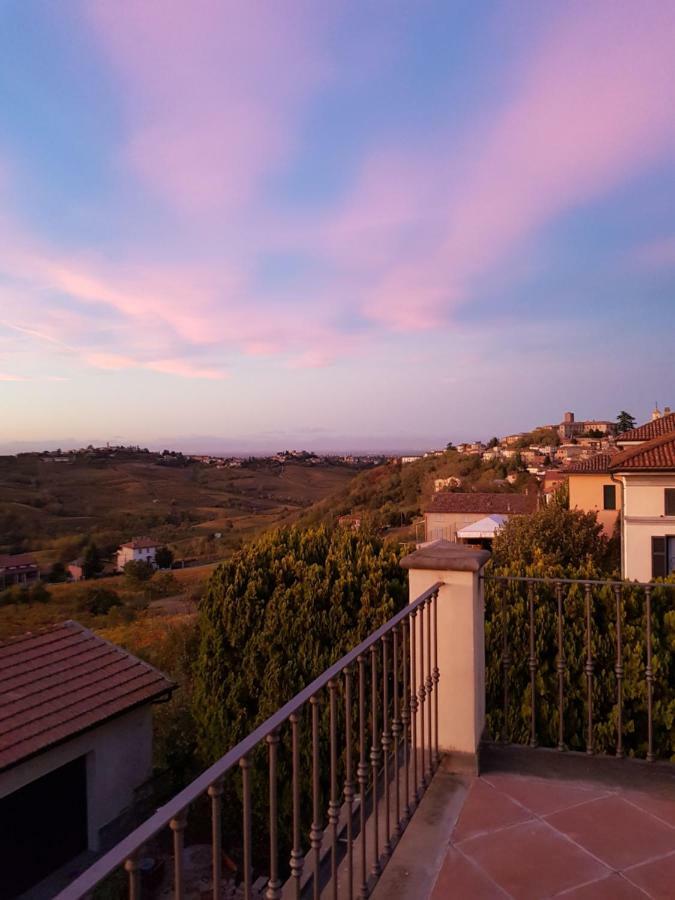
[0,403,657,458]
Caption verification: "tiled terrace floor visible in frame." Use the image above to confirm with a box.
[431,762,675,899]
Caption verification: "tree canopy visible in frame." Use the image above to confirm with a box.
[193,524,405,760]
[616,410,636,433]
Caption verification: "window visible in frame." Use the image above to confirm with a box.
[652,536,675,578]
[665,488,675,516]
[603,484,616,510]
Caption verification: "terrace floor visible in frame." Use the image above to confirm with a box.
[375,745,675,900]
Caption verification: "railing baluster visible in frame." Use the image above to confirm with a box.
[391,625,401,834]
[207,778,224,900]
[289,712,304,900]
[343,666,355,900]
[614,585,624,759]
[170,810,187,900]
[266,729,282,900]
[401,620,411,825]
[409,610,418,808]
[528,583,538,748]
[425,596,433,783]
[417,602,426,794]
[124,855,140,900]
[240,755,252,900]
[584,582,594,755]
[432,589,440,769]
[556,582,566,751]
[310,695,323,900]
[501,589,510,741]
[381,635,391,859]
[645,586,654,762]
[357,654,368,899]
[328,680,340,900]
[370,643,381,878]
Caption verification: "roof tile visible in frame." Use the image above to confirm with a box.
[426,492,537,515]
[0,621,175,771]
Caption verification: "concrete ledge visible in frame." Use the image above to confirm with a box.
[371,768,470,900]
[400,540,490,573]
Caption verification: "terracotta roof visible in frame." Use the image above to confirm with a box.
[567,453,617,474]
[616,412,675,443]
[121,537,159,550]
[608,432,675,472]
[0,553,39,571]
[426,492,537,515]
[0,621,175,772]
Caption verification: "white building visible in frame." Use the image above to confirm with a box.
[116,536,160,571]
[608,432,675,581]
[0,621,174,897]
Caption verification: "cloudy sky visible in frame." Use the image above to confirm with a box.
[1,1,674,451]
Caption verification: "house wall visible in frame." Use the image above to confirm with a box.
[620,473,675,581]
[0,705,153,851]
[116,545,157,571]
[568,473,621,537]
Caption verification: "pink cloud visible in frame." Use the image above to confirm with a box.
[299,2,675,330]
[145,358,228,380]
[85,0,331,215]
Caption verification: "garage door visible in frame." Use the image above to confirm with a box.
[0,755,88,898]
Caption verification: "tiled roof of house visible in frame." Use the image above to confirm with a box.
[567,453,616,474]
[426,492,537,515]
[121,536,159,550]
[616,412,675,443]
[608,432,675,472]
[0,553,39,571]
[0,621,174,771]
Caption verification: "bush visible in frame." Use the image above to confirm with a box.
[124,560,155,585]
[79,587,122,616]
[147,571,180,599]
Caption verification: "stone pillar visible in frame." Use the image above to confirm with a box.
[400,540,490,773]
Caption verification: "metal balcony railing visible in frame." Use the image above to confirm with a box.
[56,582,442,900]
[483,575,675,761]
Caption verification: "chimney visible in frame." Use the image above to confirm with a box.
[665,406,671,415]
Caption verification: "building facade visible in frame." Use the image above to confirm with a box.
[424,492,537,543]
[116,536,160,571]
[608,434,675,581]
[0,553,40,590]
[567,453,621,537]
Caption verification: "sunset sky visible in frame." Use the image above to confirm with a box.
[1,1,674,451]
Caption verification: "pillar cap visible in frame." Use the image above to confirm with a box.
[400,539,491,572]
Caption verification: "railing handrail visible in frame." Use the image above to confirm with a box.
[57,581,443,899]
[482,574,675,590]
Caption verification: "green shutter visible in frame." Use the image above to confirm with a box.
[603,484,616,510]
[665,489,675,516]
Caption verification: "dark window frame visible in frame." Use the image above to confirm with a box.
[665,488,675,516]
[603,484,616,511]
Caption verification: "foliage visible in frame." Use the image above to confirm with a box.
[123,559,155,585]
[0,582,51,607]
[194,523,405,758]
[82,542,103,579]
[616,411,636,434]
[490,504,610,573]
[515,428,560,449]
[155,546,174,569]
[193,524,405,872]
[78,587,122,616]
[48,561,68,583]
[485,504,674,760]
[147,570,181,599]
[484,575,675,760]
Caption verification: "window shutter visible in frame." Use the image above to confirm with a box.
[665,489,675,516]
[603,484,616,510]
[652,536,667,579]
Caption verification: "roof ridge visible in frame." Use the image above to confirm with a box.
[609,429,675,470]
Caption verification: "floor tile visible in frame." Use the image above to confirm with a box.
[431,846,509,899]
[452,778,533,842]
[624,850,675,899]
[482,773,609,816]
[622,790,675,829]
[459,820,609,900]
[546,795,675,870]
[554,873,649,898]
